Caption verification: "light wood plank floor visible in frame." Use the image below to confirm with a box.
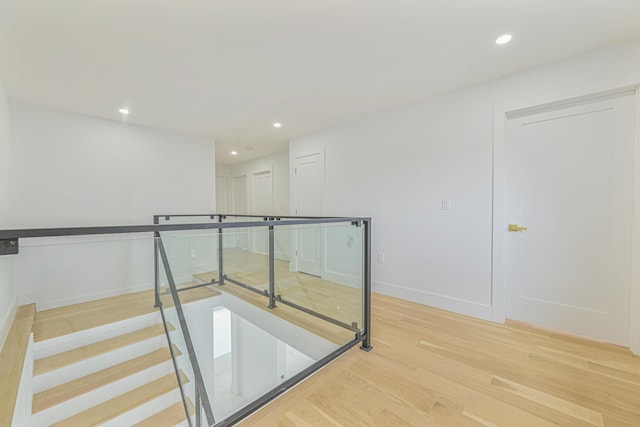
[194,248,361,345]
[240,293,640,427]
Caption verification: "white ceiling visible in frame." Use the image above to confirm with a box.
[1,0,640,165]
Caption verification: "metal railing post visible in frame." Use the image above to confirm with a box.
[153,216,161,308]
[217,215,224,285]
[268,224,276,309]
[361,219,373,351]
[195,387,201,427]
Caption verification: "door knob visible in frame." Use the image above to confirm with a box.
[508,224,528,232]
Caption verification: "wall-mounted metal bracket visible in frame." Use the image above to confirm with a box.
[0,238,18,255]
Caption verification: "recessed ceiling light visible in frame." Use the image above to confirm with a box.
[118,108,129,115]
[231,151,238,156]
[495,34,512,45]
[273,122,282,128]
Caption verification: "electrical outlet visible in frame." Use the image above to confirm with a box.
[377,253,384,264]
[191,249,197,258]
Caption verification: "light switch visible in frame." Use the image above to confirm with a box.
[441,198,451,211]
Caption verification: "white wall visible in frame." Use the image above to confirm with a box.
[290,37,640,321]
[0,81,16,349]
[9,102,216,308]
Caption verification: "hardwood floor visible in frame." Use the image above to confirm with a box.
[239,293,640,426]
[193,248,361,345]
[11,254,640,426]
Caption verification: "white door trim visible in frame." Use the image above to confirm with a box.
[492,84,640,354]
[249,167,274,215]
[290,148,326,274]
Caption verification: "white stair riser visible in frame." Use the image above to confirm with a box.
[32,360,176,427]
[101,388,184,427]
[35,312,162,359]
[33,335,168,393]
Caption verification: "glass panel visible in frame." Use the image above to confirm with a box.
[158,218,365,425]
[275,222,364,341]
[11,233,202,425]
[219,216,269,293]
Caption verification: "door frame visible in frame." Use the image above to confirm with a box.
[290,149,326,274]
[492,83,640,354]
[249,168,274,254]
[231,173,249,250]
[249,167,274,215]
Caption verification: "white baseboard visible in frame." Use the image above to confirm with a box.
[193,262,217,275]
[0,295,17,351]
[36,283,154,311]
[16,291,35,306]
[275,251,290,262]
[323,270,361,288]
[372,280,493,321]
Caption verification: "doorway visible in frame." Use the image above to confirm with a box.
[293,152,324,276]
[250,170,273,254]
[503,91,636,346]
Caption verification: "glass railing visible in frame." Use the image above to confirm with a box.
[0,214,371,427]
[155,214,371,425]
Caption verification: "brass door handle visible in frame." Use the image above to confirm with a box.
[508,224,528,232]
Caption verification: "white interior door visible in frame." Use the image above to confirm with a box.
[216,175,231,213]
[294,153,324,276]
[251,170,273,254]
[233,175,249,251]
[505,91,635,346]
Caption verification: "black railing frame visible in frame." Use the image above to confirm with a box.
[0,214,372,426]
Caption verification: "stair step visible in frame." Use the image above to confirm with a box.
[35,323,171,376]
[133,399,195,427]
[51,372,188,427]
[33,345,181,413]
[34,311,162,360]
[34,290,160,342]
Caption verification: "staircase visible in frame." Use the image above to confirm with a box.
[27,287,219,426]
[31,311,191,426]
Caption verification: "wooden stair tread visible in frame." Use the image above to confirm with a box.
[133,399,195,427]
[51,372,188,427]
[34,290,159,342]
[34,323,171,376]
[33,345,181,413]
[0,304,36,427]
[34,287,219,342]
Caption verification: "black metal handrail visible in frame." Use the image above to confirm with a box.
[0,217,369,240]
[0,214,372,426]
